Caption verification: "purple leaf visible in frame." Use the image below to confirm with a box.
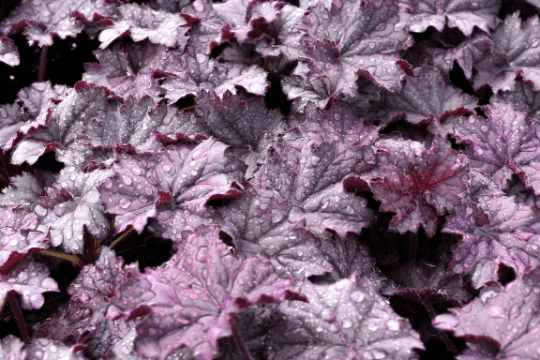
[0,335,25,359]
[83,41,173,100]
[493,78,540,123]
[281,0,413,109]
[0,37,19,66]
[10,85,108,166]
[370,136,469,237]
[194,90,284,148]
[221,186,334,279]
[36,247,141,359]
[444,192,540,288]
[248,129,375,238]
[408,0,501,37]
[35,166,114,253]
[106,225,295,360]
[373,66,477,124]
[474,13,540,91]
[99,138,244,237]
[212,0,281,43]
[159,52,270,103]
[0,0,118,47]
[433,267,540,359]
[0,103,33,152]
[0,206,49,271]
[0,259,58,310]
[98,3,192,49]
[451,103,540,195]
[431,33,492,80]
[28,338,87,360]
[83,95,207,151]
[268,274,424,359]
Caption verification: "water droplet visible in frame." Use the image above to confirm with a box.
[342,319,353,328]
[34,204,48,217]
[386,319,400,331]
[350,291,366,305]
[489,306,505,318]
[104,179,114,189]
[40,277,57,290]
[122,175,133,185]
[119,198,131,209]
[321,309,333,321]
[367,322,379,332]
[196,247,208,262]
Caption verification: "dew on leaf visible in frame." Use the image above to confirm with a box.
[119,198,132,209]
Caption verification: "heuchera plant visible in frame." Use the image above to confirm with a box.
[2,0,540,359]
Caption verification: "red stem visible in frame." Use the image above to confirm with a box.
[38,46,48,82]
[7,291,30,344]
[231,317,253,360]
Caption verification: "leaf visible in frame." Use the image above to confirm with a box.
[194,90,284,149]
[28,338,86,360]
[430,33,492,80]
[0,37,19,66]
[493,78,540,123]
[0,336,85,360]
[35,166,114,253]
[408,0,501,37]
[10,85,108,166]
[98,3,192,49]
[106,225,295,360]
[212,0,282,43]
[0,103,32,152]
[370,136,469,237]
[83,41,172,101]
[473,13,540,91]
[253,4,308,60]
[216,304,284,360]
[299,99,382,148]
[267,274,424,360]
[83,95,207,151]
[36,247,142,359]
[451,103,540,195]
[159,52,270,103]
[249,129,375,238]
[17,82,70,118]
[444,192,540,288]
[433,267,540,360]
[0,206,49,271]
[317,232,384,285]
[0,335,25,359]
[182,0,229,56]
[0,171,56,209]
[281,0,412,108]
[10,83,206,167]
[0,259,58,310]
[372,66,477,124]
[221,186,334,280]
[99,138,244,237]
[0,0,117,46]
